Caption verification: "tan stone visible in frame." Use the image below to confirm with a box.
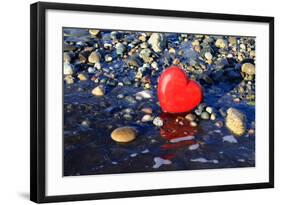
[91,86,105,96]
[226,108,246,136]
[111,127,137,143]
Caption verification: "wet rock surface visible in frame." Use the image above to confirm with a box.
[63,28,255,176]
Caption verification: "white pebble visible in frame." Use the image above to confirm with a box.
[136,90,152,99]
[153,117,164,127]
[141,114,153,122]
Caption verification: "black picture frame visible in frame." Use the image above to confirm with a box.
[30,1,274,203]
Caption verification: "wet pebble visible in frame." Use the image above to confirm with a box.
[91,85,105,96]
[215,121,224,128]
[64,63,74,75]
[185,113,196,121]
[141,114,153,122]
[215,38,227,49]
[136,90,152,99]
[200,111,210,120]
[190,121,198,127]
[148,33,166,53]
[111,127,137,143]
[225,108,246,136]
[89,29,100,36]
[153,117,164,127]
[115,42,125,56]
[210,113,216,121]
[204,52,213,60]
[189,143,200,150]
[88,51,101,64]
[141,107,153,114]
[123,114,133,121]
[241,63,255,77]
[105,54,113,62]
[77,73,88,81]
[64,75,74,84]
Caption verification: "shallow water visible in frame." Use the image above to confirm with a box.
[63,28,255,176]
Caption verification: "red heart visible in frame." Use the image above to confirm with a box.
[158,66,203,113]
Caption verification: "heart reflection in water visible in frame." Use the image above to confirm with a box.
[159,113,199,159]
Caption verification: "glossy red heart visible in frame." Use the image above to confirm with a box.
[158,66,203,113]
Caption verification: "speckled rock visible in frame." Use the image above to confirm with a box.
[111,127,137,143]
[148,33,166,53]
[225,108,246,136]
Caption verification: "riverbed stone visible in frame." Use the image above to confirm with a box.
[148,33,166,53]
[89,29,100,36]
[111,127,137,143]
[241,63,255,75]
[225,108,246,136]
[64,63,74,75]
[91,85,105,96]
[215,38,227,49]
[88,51,101,64]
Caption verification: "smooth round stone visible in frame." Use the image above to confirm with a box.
[148,33,166,53]
[117,94,124,99]
[215,38,227,49]
[115,42,125,56]
[141,114,153,122]
[91,85,105,96]
[153,117,164,127]
[210,113,216,121]
[64,63,74,75]
[64,75,74,84]
[200,111,210,120]
[77,73,88,81]
[233,98,241,103]
[206,106,213,114]
[141,107,152,114]
[241,63,255,75]
[64,52,72,63]
[225,108,246,136]
[248,129,255,136]
[204,52,213,60]
[185,113,196,121]
[89,29,100,36]
[88,51,101,64]
[190,121,198,127]
[88,67,95,73]
[105,54,113,62]
[81,120,91,128]
[240,44,246,50]
[151,62,158,69]
[123,114,133,121]
[111,127,137,143]
[215,121,224,128]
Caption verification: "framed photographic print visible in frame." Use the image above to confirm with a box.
[30,1,274,203]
